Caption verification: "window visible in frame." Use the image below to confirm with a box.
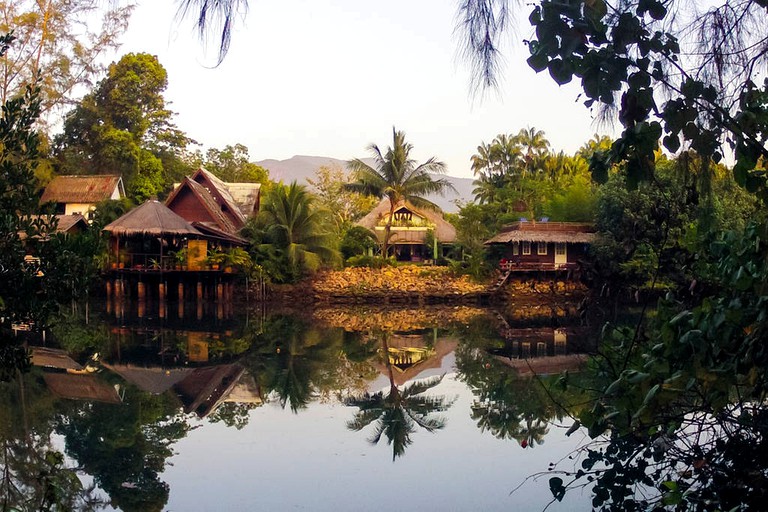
[512,242,519,256]
[522,241,531,255]
[537,242,548,255]
[556,242,566,256]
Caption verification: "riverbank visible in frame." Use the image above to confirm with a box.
[261,266,588,306]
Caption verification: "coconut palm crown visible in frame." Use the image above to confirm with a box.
[346,128,455,257]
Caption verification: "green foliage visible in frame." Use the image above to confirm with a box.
[0,41,63,379]
[523,0,768,197]
[340,225,378,260]
[54,53,193,201]
[0,1,133,117]
[345,255,394,269]
[202,143,270,183]
[244,182,340,283]
[308,164,377,234]
[552,221,768,509]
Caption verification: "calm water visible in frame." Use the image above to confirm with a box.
[4,300,597,511]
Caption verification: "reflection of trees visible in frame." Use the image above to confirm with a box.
[454,328,565,448]
[54,382,191,512]
[243,316,356,412]
[345,332,456,460]
[0,371,104,510]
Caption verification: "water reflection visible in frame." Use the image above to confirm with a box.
[345,331,457,460]
[1,301,598,510]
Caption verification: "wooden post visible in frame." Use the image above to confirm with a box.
[178,300,184,319]
[217,282,224,302]
[178,282,184,302]
[106,280,113,299]
[197,281,203,301]
[159,282,166,302]
[137,281,146,301]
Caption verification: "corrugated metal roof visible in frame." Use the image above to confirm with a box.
[40,175,123,204]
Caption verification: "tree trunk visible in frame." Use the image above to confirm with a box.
[383,200,396,258]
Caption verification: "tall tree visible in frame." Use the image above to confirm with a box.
[54,53,193,201]
[0,1,134,122]
[307,164,376,235]
[346,128,454,257]
[0,34,59,380]
[203,143,269,183]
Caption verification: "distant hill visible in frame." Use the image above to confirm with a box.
[255,155,474,213]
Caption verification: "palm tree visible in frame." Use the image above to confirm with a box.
[346,128,454,257]
[516,127,550,177]
[251,182,340,280]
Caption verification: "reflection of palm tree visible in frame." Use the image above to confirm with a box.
[346,375,452,460]
[344,332,456,460]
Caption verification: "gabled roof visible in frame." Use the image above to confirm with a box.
[18,214,88,240]
[166,177,241,233]
[40,175,124,204]
[485,221,597,244]
[357,199,456,243]
[103,200,203,237]
[191,168,249,224]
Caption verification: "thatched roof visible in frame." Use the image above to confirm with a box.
[102,363,194,394]
[18,214,88,240]
[357,199,456,243]
[40,175,124,204]
[32,347,83,371]
[44,373,122,404]
[103,200,203,237]
[485,221,596,244]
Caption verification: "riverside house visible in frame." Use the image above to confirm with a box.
[40,175,125,222]
[357,199,456,261]
[485,221,596,272]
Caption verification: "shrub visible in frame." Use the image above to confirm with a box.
[346,255,395,269]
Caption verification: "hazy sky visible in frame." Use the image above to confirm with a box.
[115,1,611,178]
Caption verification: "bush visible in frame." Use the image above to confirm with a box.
[346,255,395,269]
[340,226,378,259]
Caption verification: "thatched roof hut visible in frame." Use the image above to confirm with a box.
[357,199,456,243]
[40,175,125,204]
[103,200,203,237]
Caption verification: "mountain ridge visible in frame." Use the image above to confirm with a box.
[255,155,474,212]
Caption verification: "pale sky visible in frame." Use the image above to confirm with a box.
[115,0,610,179]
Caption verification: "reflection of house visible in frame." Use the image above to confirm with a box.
[166,168,260,235]
[172,364,263,417]
[357,200,456,261]
[40,175,125,221]
[485,221,596,271]
[377,335,458,386]
[43,373,122,404]
[490,327,593,376]
[103,362,262,418]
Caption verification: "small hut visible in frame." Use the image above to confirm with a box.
[357,199,456,261]
[103,200,208,270]
[484,221,596,271]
